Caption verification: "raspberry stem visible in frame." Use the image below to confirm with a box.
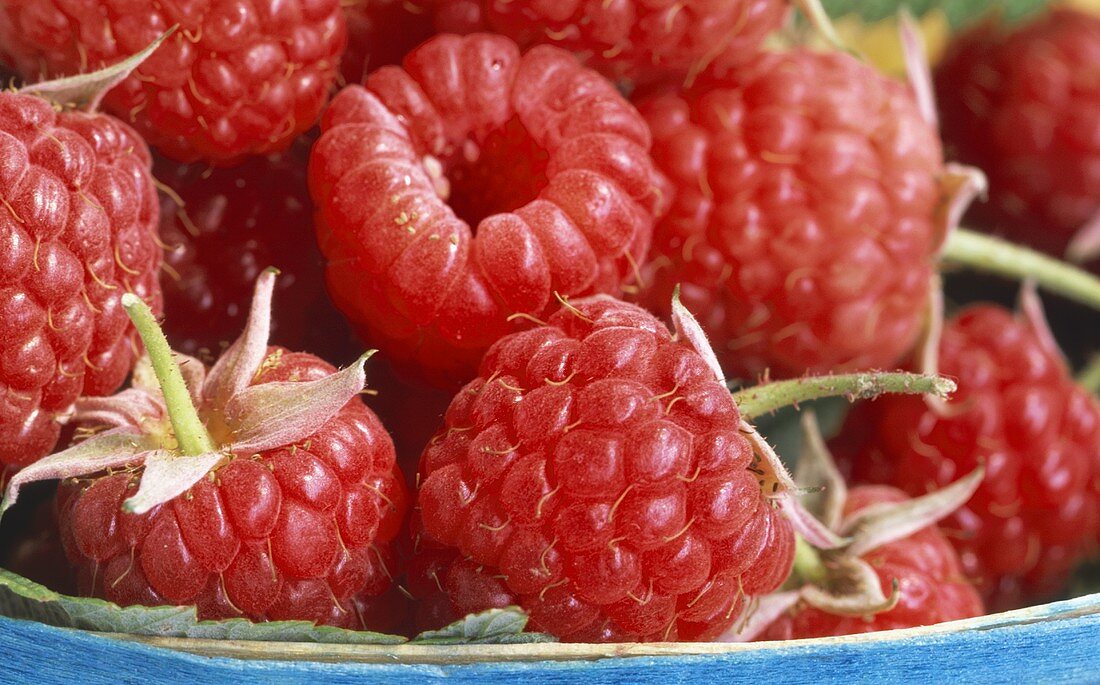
[791,536,828,587]
[942,229,1100,312]
[121,293,216,456]
[1078,354,1100,395]
[731,372,956,420]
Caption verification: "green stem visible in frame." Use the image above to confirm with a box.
[792,536,828,587]
[942,229,1100,312]
[1078,354,1100,395]
[731,372,956,420]
[122,294,215,456]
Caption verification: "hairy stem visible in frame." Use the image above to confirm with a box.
[732,372,956,420]
[122,294,215,456]
[942,229,1100,312]
[1078,354,1100,395]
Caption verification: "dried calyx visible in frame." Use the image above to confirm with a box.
[1,270,373,516]
[670,290,960,550]
[723,411,983,641]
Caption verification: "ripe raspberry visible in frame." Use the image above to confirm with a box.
[310,33,668,385]
[637,49,946,380]
[0,1,347,165]
[156,147,330,356]
[429,0,789,83]
[341,0,441,85]
[411,296,795,642]
[0,90,161,470]
[6,273,409,629]
[935,10,1100,258]
[761,486,984,639]
[833,301,1100,611]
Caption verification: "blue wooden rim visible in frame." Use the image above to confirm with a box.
[3,593,1099,684]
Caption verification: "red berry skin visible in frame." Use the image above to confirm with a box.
[0,92,161,470]
[833,306,1100,611]
[431,0,789,84]
[156,145,340,357]
[57,348,410,629]
[935,10,1100,254]
[0,0,347,166]
[636,49,944,381]
[411,297,795,642]
[762,486,984,640]
[310,33,669,386]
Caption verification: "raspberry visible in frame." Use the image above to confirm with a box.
[157,147,330,356]
[430,0,789,83]
[6,273,409,629]
[0,0,347,165]
[411,296,795,641]
[0,90,161,470]
[935,9,1100,258]
[341,0,442,85]
[636,49,946,380]
[833,302,1100,611]
[761,486,984,639]
[310,33,668,385]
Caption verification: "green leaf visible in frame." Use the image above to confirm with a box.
[412,607,557,644]
[0,567,405,644]
[818,0,1052,28]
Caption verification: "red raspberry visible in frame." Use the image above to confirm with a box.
[310,33,668,385]
[7,273,410,629]
[636,49,945,380]
[341,0,442,85]
[761,486,984,639]
[935,9,1100,258]
[430,0,789,83]
[833,302,1100,611]
[0,0,347,165]
[411,296,795,642]
[0,90,161,470]
[156,147,330,356]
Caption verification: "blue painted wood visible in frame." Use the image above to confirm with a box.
[2,595,1099,685]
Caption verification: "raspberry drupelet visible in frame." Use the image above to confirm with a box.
[4,272,409,629]
[0,90,161,471]
[410,296,796,642]
[636,48,950,381]
[310,33,669,386]
[833,296,1100,611]
[0,0,347,165]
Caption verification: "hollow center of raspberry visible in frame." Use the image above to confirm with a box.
[441,116,549,227]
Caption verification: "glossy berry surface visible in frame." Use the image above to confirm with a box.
[834,305,1100,611]
[0,92,161,470]
[411,297,795,642]
[762,486,984,639]
[935,9,1100,255]
[310,33,668,385]
[58,347,409,629]
[0,0,347,165]
[157,148,329,356]
[431,0,788,83]
[637,49,944,381]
